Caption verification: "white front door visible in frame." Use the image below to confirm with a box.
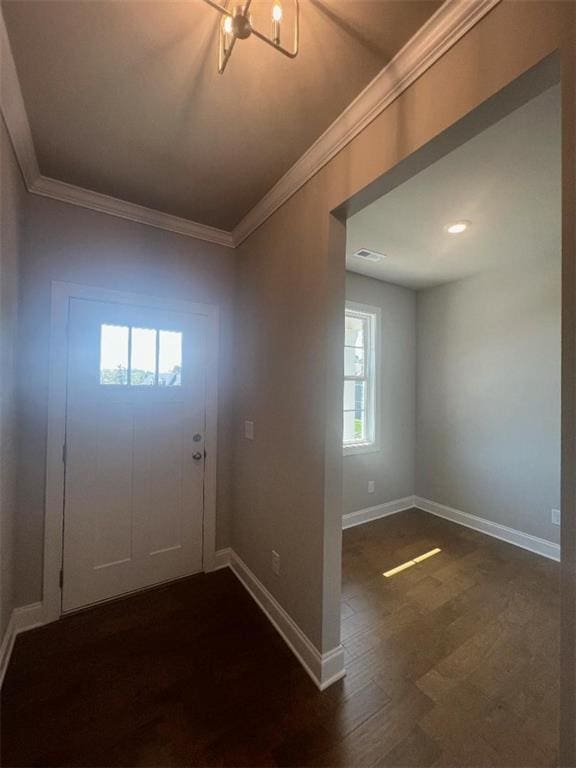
[62,297,207,612]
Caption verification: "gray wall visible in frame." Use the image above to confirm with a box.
[416,259,561,544]
[16,195,236,607]
[0,119,26,636]
[343,273,416,515]
[345,258,561,546]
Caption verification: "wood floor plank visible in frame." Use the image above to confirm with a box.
[1,509,559,766]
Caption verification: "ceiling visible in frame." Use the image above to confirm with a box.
[2,0,440,232]
[346,83,561,290]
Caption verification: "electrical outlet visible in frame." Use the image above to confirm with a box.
[271,550,280,576]
[368,480,375,494]
[244,420,254,440]
[551,508,561,526]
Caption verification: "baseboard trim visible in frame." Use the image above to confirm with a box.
[220,549,344,691]
[211,547,232,571]
[3,502,555,694]
[0,614,16,688]
[0,602,44,688]
[414,496,560,561]
[1,553,348,693]
[343,496,416,530]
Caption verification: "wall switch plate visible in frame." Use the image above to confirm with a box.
[271,550,280,576]
[368,480,375,494]
[551,508,561,526]
[244,420,254,440]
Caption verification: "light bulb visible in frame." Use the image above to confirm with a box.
[272,3,282,22]
[223,15,233,34]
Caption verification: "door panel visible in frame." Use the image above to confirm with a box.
[62,298,207,612]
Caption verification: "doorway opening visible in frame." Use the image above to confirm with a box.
[337,58,561,765]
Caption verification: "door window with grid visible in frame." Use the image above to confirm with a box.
[99,324,182,387]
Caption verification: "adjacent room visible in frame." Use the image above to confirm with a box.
[340,82,561,764]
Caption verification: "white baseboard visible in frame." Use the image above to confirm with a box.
[343,496,416,530]
[0,615,16,688]
[0,601,44,688]
[0,552,347,694]
[414,496,560,562]
[211,547,232,571]
[220,549,345,691]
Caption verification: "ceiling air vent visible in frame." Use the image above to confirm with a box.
[352,248,386,263]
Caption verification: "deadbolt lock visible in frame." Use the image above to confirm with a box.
[193,434,202,442]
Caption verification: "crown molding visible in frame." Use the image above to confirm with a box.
[30,175,235,248]
[1,0,499,251]
[0,7,39,188]
[232,0,501,246]
[0,6,234,249]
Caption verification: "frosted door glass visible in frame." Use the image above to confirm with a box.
[100,325,129,385]
[131,328,157,386]
[158,331,182,387]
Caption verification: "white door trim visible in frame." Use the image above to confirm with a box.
[43,281,219,624]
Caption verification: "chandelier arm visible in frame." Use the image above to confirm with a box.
[250,0,298,58]
[217,0,234,74]
[202,0,233,18]
[292,0,300,54]
[207,0,299,73]
[251,26,298,58]
[218,31,237,74]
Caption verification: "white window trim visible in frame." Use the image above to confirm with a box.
[343,300,381,456]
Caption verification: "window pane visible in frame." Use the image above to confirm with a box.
[345,315,365,347]
[100,324,129,385]
[344,377,367,443]
[130,327,157,386]
[344,346,364,377]
[354,411,366,441]
[344,380,366,412]
[343,411,356,443]
[343,380,355,410]
[158,331,182,387]
[343,410,366,443]
[355,381,366,416]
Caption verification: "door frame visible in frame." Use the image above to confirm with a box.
[43,281,220,623]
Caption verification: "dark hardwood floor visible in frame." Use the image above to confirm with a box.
[1,509,559,767]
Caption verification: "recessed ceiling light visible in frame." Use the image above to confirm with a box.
[444,220,470,234]
[352,248,387,263]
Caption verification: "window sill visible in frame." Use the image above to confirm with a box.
[343,442,380,457]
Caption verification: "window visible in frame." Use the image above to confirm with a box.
[100,324,129,385]
[343,302,378,453]
[99,324,182,386]
[130,327,157,386]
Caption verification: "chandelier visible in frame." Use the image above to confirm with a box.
[201,0,299,74]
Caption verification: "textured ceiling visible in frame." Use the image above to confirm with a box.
[346,84,561,290]
[2,0,441,231]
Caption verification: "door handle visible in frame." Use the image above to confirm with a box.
[192,452,203,461]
